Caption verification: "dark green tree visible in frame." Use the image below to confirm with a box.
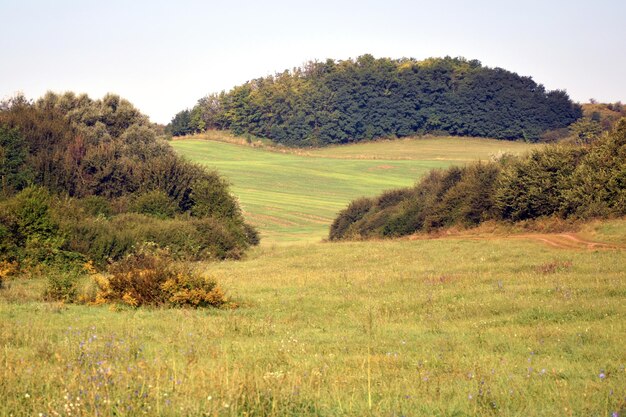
[169,109,193,136]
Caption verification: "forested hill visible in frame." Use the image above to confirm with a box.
[170,55,582,145]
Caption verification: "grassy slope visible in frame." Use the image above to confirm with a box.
[172,135,538,243]
[1,229,625,416]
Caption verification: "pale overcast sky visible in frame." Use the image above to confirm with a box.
[1,0,625,124]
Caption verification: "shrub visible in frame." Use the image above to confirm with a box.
[495,146,586,221]
[375,188,414,210]
[564,119,626,218]
[0,260,18,289]
[329,197,374,240]
[131,190,178,218]
[95,245,228,308]
[189,176,241,220]
[80,195,112,217]
[43,270,80,302]
[0,186,81,267]
[425,162,500,228]
[242,222,260,246]
[57,210,255,267]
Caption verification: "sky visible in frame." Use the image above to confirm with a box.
[1,0,625,124]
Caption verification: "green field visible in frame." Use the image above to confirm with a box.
[2,135,624,416]
[2,228,625,416]
[172,136,538,243]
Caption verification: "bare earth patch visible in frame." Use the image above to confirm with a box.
[409,231,625,250]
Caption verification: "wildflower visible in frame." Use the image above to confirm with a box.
[468,394,473,400]
[24,393,31,399]
[599,372,606,380]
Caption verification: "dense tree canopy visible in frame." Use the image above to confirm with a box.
[0,92,258,267]
[172,55,582,145]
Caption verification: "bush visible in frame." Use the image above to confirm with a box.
[563,119,626,218]
[0,260,18,289]
[43,270,80,302]
[80,195,112,217]
[495,146,587,221]
[56,209,255,268]
[0,186,82,268]
[131,190,178,218]
[330,119,626,241]
[95,245,229,308]
[426,162,500,228]
[329,198,374,240]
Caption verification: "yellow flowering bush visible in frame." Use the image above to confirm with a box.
[94,245,228,308]
[0,260,18,288]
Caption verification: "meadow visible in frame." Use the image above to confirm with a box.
[1,135,624,416]
[1,225,625,416]
[171,135,538,243]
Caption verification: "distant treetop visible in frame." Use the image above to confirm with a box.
[170,55,582,145]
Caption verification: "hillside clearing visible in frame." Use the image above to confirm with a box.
[172,135,539,243]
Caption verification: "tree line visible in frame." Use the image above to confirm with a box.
[329,118,626,240]
[170,55,582,145]
[0,92,258,271]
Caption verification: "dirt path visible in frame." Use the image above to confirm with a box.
[510,233,623,250]
[410,231,624,250]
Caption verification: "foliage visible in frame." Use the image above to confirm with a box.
[0,93,259,270]
[0,186,77,267]
[43,270,81,303]
[171,55,581,145]
[495,146,586,221]
[0,260,18,289]
[330,119,626,240]
[329,198,374,240]
[169,109,194,136]
[564,119,626,218]
[569,117,602,144]
[581,101,626,132]
[95,245,228,308]
[131,190,178,218]
[0,126,31,194]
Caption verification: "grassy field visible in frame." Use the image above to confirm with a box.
[171,135,539,243]
[1,227,625,416]
[2,135,624,416]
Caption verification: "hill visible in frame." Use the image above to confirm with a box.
[170,55,581,145]
[172,134,540,242]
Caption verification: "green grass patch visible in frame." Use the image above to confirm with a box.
[172,135,539,243]
[1,235,624,416]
